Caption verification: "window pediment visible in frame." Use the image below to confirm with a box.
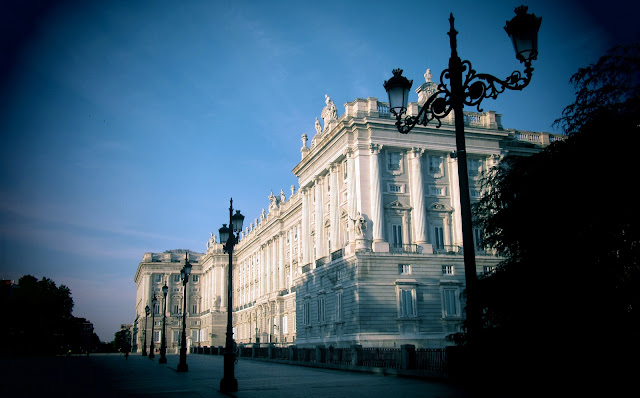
[385,199,412,210]
[428,202,453,212]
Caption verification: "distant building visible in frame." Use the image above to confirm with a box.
[133,83,561,351]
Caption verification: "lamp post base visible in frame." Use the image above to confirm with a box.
[177,347,188,372]
[220,352,238,392]
[177,362,188,372]
[148,352,155,359]
[220,377,238,393]
[159,356,167,364]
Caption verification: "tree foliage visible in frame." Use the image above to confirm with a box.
[1,275,99,355]
[470,40,640,392]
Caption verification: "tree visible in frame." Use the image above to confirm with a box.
[0,275,97,355]
[113,329,131,353]
[470,40,640,395]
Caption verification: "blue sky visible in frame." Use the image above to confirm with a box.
[1,0,637,341]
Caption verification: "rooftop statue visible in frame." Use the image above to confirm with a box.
[416,68,438,106]
[321,94,338,131]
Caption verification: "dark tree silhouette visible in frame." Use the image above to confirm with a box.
[468,40,640,395]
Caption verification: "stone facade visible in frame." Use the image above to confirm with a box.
[133,88,561,351]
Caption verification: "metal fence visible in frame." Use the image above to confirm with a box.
[192,344,448,375]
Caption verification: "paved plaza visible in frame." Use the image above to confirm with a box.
[1,353,470,397]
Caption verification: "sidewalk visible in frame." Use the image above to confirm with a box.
[1,353,470,397]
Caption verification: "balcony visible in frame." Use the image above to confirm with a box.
[433,245,462,255]
[390,244,423,254]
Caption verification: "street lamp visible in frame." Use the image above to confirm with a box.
[159,283,169,364]
[142,305,150,356]
[383,5,541,346]
[219,198,244,393]
[177,253,192,372]
[149,296,157,359]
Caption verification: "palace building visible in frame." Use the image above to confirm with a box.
[133,73,561,352]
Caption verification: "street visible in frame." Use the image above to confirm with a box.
[1,353,469,397]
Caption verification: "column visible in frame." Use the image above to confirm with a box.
[301,188,311,265]
[370,143,388,252]
[448,155,463,246]
[329,162,340,253]
[279,233,285,291]
[346,148,357,246]
[271,237,278,293]
[260,245,266,296]
[314,177,325,259]
[409,147,428,248]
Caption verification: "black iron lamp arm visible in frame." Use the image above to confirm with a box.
[393,60,533,134]
[461,59,534,111]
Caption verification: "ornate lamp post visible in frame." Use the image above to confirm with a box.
[149,296,158,359]
[383,6,541,346]
[142,305,150,356]
[219,198,245,393]
[177,253,192,372]
[159,283,169,364]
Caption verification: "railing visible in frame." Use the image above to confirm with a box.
[191,344,449,376]
[433,245,462,255]
[359,347,401,369]
[377,103,390,118]
[331,248,344,261]
[390,244,423,254]
[416,348,447,374]
[315,256,328,268]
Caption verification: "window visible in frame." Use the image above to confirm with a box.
[399,264,412,275]
[155,274,162,283]
[342,160,348,180]
[399,288,416,317]
[317,297,325,323]
[191,330,199,342]
[442,288,460,318]
[337,269,342,281]
[442,265,455,275]
[468,158,482,176]
[388,152,401,171]
[173,274,180,282]
[192,275,199,282]
[391,224,403,248]
[473,228,484,250]
[191,303,198,314]
[154,302,160,315]
[388,183,403,193]
[173,330,180,343]
[282,316,288,334]
[302,302,310,325]
[429,155,443,174]
[429,186,446,196]
[172,303,181,315]
[433,226,445,249]
[483,266,496,275]
[335,292,342,321]
[154,330,161,343]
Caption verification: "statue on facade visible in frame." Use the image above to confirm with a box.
[321,94,338,131]
[206,232,216,252]
[351,212,367,237]
[315,117,322,135]
[260,208,266,220]
[291,184,296,197]
[268,191,278,212]
[416,68,438,106]
[280,189,286,203]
